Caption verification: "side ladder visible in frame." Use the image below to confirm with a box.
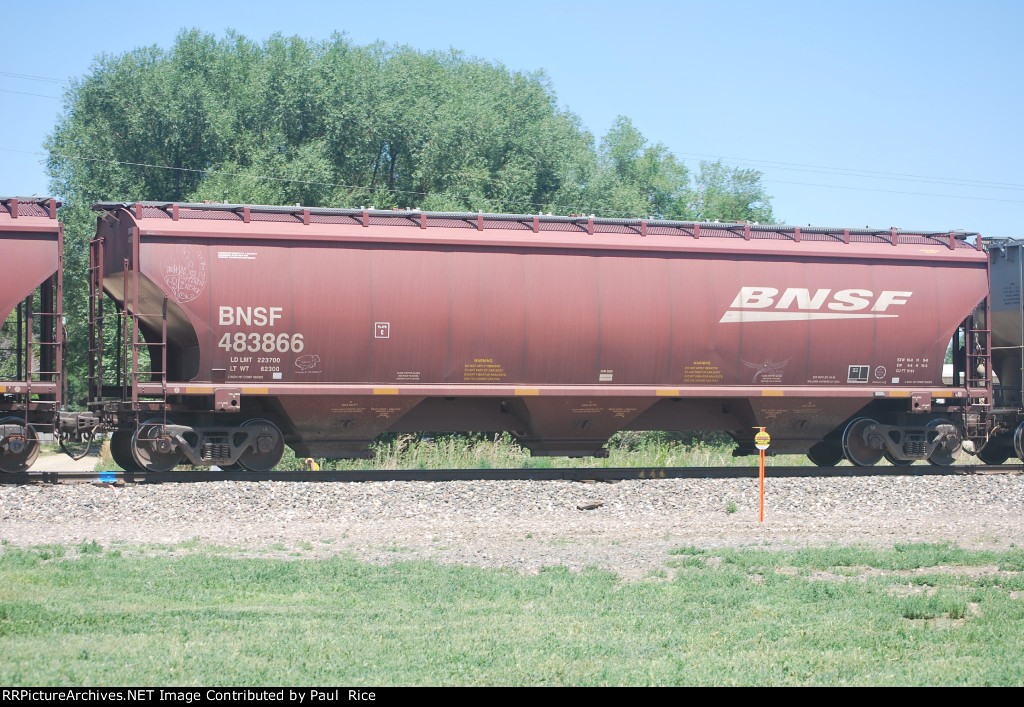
[964,299,993,446]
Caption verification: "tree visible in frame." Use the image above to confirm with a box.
[45,30,774,402]
[687,160,774,223]
[549,116,774,223]
[576,116,692,219]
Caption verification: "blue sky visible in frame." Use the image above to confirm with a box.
[1,0,1020,236]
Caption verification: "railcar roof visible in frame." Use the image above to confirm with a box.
[1,197,61,219]
[92,200,978,237]
[92,200,981,251]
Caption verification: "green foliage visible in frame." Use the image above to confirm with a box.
[897,593,969,621]
[567,117,773,222]
[0,308,23,380]
[689,160,774,223]
[47,30,595,214]
[48,29,775,221]
[0,294,53,383]
[1,543,1022,685]
[268,430,774,472]
[77,540,103,555]
[46,30,775,404]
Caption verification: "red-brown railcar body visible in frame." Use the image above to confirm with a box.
[0,197,63,472]
[90,202,990,471]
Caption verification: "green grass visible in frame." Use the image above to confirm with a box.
[273,431,821,471]
[1,542,1022,686]
[273,430,983,472]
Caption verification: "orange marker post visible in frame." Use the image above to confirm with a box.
[753,427,771,522]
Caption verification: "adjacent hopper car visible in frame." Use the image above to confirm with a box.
[2,198,1018,473]
[977,239,1024,463]
[0,197,63,472]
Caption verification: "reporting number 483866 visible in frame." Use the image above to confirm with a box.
[218,332,305,353]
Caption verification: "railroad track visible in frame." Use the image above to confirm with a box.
[3,464,1023,484]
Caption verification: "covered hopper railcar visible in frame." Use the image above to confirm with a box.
[978,239,1024,463]
[87,202,991,472]
[0,197,63,472]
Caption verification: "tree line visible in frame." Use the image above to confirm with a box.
[44,29,775,404]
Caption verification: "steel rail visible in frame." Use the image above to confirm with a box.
[2,464,1022,485]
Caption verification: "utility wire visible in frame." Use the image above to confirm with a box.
[676,151,1024,191]
[3,70,1023,192]
[760,178,1024,205]
[0,71,68,85]
[1,147,596,216]
[3,145,1021,214]
[2,80,1023,193]
[0,88,61,99]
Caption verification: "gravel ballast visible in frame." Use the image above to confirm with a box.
[3,471,1023,578]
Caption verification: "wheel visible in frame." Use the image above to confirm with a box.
[883,451,915,466]
[842,417,884,467]
[131,418,183,472]
[1014,423,1024,462]
[0,417,40,473]
[236,419,284,472]
[109,429,143,472]
[926,418,962,466]
[976,441,1010,465]
[807,441,844,467]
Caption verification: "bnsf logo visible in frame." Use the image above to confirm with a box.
[720,287,912,323]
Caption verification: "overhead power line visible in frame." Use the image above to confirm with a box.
[1,147,597,216]
[760,178,1024,205]
[0,88,61,100]
[676,152,1024,192]
[2,69,1021,193]
[3,145,1023,215]
[0,71,68,85]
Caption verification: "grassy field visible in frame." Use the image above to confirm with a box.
[2,541,1022,686]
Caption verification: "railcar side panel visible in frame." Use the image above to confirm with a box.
[136,241,985,391]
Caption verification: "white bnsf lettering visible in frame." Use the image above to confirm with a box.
[829,289,872,311]
[730,287,777,308]
[778,288,831,310]
[721,288,912,323]
[871,290,912,311]
[219,306,284,327]
[217,305,304,355]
